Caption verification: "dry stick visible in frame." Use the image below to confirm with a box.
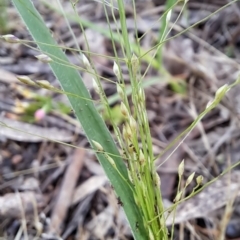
[0,192,45,218]
[16,191,28,240]
[49,147,85,235]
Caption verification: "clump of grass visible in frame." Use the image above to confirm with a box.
[3,0,240,239]
[113,54,168,238]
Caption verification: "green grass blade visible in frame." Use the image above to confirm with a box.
[11,0,148,238]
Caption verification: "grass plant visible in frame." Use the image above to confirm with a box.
[1,0,240,239]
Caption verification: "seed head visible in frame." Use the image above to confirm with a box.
[131,54,139,76]
[35,54,52,63]
[1,34,20,43]
[166,9,172,23]
[17,75,36,86]
[117,84,124,99]
[178,159,184,177]
[185,172,195,187]
[106,155,116,168]
[113,61,120,80]
[120,102,129,117]
[129,116,137,132]
[138,88,145,102]
[82,54,91,70]
[122,125,127,141]
[125,123,132,139]
[174,191,182,203]
[92,140,104,152]
[154,173,161,188]
[139,150,145,165]
[215,84,228,99]
[36,80,53,89]
[92,78,100,94]
[196,175,203,185]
